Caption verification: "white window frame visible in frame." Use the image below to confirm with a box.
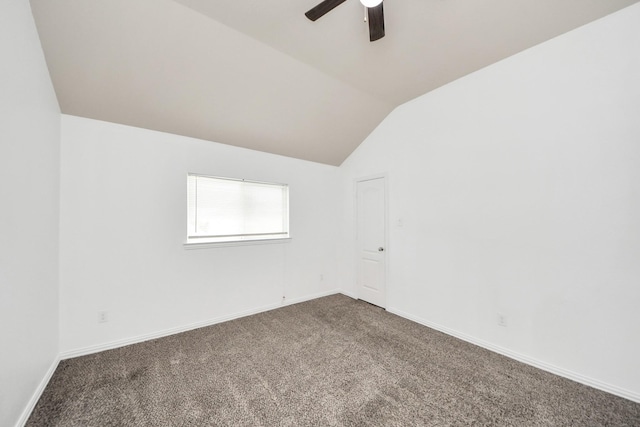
[184,173,290,249]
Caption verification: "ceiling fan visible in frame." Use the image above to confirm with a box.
[305,0,385,42]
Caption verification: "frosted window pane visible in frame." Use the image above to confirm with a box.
[187,174,289,243]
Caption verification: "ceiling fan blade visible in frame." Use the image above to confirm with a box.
[305,0,348,21]
[367,2,385,42]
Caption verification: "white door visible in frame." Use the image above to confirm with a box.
[356,176,386,308]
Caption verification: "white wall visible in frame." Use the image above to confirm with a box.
[0,2,61,426]
[339,4,640,400]
[59,115,339,354]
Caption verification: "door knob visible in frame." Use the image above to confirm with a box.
[378,247,384,252]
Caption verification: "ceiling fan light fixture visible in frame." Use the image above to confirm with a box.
[305,0,385,42]
[360,0,382,8]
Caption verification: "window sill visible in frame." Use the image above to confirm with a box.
[183,237,291,250]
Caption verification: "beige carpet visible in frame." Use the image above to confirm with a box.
[27,294,640,426]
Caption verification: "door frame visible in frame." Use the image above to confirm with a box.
[354,173,389,308]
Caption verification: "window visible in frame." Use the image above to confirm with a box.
[186,174,289,245]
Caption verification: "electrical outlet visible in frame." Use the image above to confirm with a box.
[497,313,507,327]
[98,311,108,323]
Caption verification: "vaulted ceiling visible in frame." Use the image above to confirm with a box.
[30,0,637,165]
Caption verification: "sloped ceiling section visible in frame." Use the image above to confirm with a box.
[176,0,638,106]
[29,0,392,165]
[30,0,637,165]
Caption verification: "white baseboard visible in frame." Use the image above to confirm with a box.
[281,289,342,306]
[16,356,60,427]
[387,307,640,404]
[60,289,343,360]
[338,289,358,299]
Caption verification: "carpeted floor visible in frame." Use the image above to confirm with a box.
[27,294,640,426]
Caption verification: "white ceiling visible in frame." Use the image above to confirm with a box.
[30,0,637,165]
